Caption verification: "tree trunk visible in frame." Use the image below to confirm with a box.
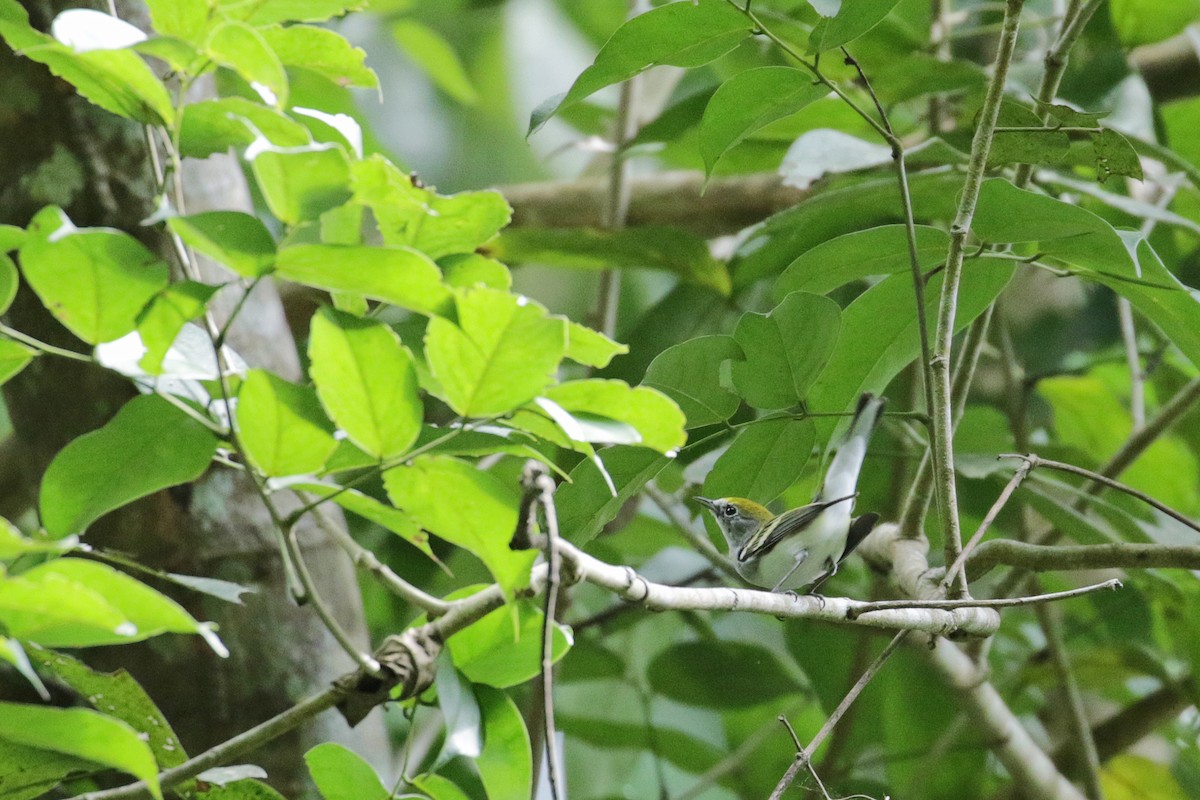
[0,2,389,795]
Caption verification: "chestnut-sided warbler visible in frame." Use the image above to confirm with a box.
[696,393,886,593]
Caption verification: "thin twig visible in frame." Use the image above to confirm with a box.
[594,0,642,339]
[929,0,1026,597]
[535,466,566,800]
[643,483,742,580]
[302,498,449,616]
[769,631,910,800]
[1000,453,1200,535]
[942,458,1033,591]
[844,579,1119,617]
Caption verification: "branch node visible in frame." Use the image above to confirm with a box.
[333,628,441,727]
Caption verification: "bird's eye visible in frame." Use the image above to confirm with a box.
[722,505,737,518]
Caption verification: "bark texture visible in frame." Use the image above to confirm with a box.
[0,2,388,794]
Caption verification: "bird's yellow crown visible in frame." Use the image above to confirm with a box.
[714,497,774,523]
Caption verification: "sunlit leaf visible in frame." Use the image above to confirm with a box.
[384,456,536,597]
[425,288,566,417]
[0,703,162,800]
[237,370,338,477]
[19,207,169,345]
[308,308,423,459]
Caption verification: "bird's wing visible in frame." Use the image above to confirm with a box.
[736,502,825,562]
[840,512,880,563]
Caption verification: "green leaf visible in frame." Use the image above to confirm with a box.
[19,207,169,345]
[40,394,218,536]
[411,774,471,800]
[492,226,731,295]
[647,641,799,708]
[0,253,18,315]
[475,686,532,800]
[973,179,1135,275]
[351,157,512,260]
[145,0,210,43]
[27,647,186,769]
[643,335,743,428]
[262,25,377,89]
[0,569,130,647]
[544,379,686,453]
[0,519,74,559]
[441,254,512,291]
[1093,128,1143,182]
[0,339,35,387]
[305,743,388,800]
[530,0,754,133]
[384,456,536,598]
[237,370,337,477]
[135,281,220,374]
[167,212,276,278]
[555,445,669,545]
[988,128,1071,168]
[1092,239,1200,373]
[732,170,963,288]
[391,20,477,104]
[731,292,840,409]
[775,224,950,299]
[308,308,423,459]
[275,244,453,317]
[206,21,288,108]
[565,321,627,368]
[0,639,49,700]
[0,735,98,800]
[289,482,436,558]
[14,559,217,650]
[433,659,481,767]
[0,3,173,125]
[447,598,569,688]
[699,67,828,176]
[809,0,903,52]
[703,417,816,504]
[0,703,162,800]
[223,0,367,26]
[179,98,310,159]
[250,145,352,226]
[425,288,567,417]
[808,261,1014,441]
[1109,0,1200,46]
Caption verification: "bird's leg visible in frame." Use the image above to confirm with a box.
[771,551,809,593]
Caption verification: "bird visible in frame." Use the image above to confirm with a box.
[696,393,886,593]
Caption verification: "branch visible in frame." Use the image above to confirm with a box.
[770,631,910,800]
[1098,376,1200,482]
[856,523,1088,800]
[930,0,1026,598]
[942,458,1032,591]
[931,636,1089,800]
[966,540,1200,580]
[501,170,804,235]
[554,538,1001,637]
[1130,25,1200,104]
[1001,453,1200,536]
[844,579,1119,617]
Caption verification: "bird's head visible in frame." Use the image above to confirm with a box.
[695,496,773,550]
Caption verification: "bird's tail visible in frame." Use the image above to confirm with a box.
[819,393,886,501]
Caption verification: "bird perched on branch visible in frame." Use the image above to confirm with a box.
[696,393,886,593]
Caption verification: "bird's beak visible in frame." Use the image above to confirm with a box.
[695,496,717,512]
